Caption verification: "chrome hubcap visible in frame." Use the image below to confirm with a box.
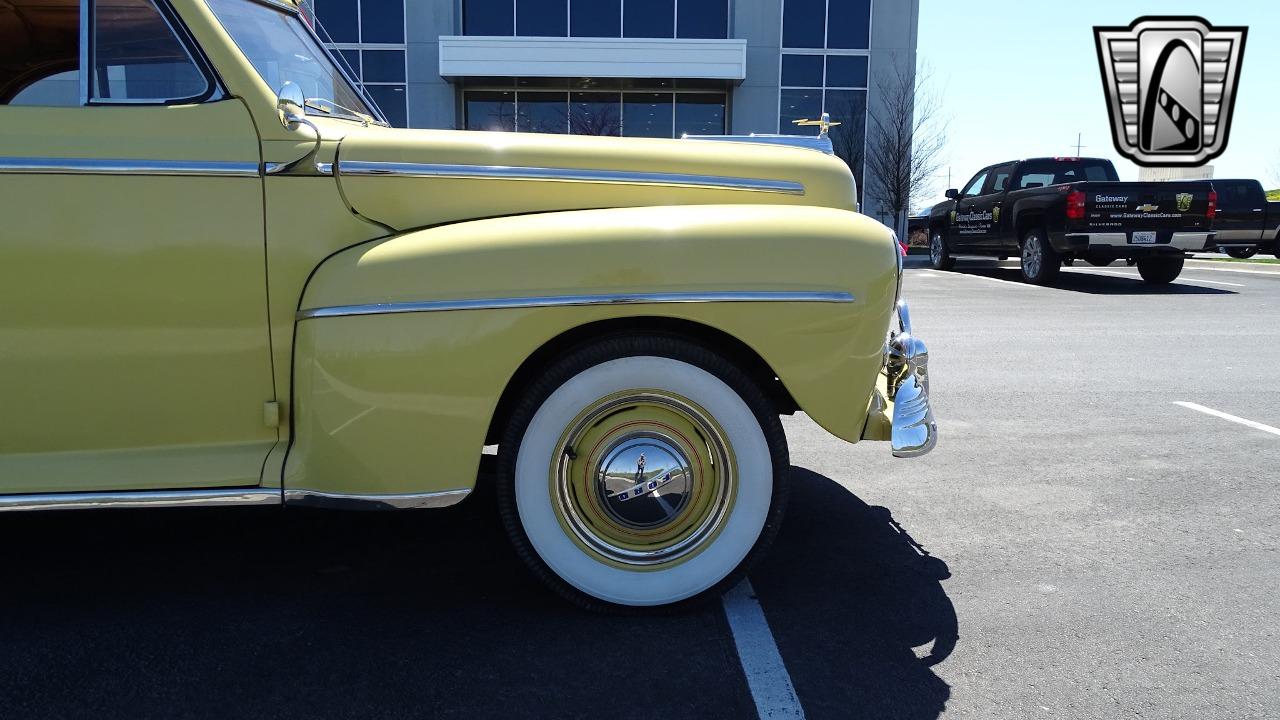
[931,234,942,264]
[1024,235,1042,277]
[552,391,735,568]
[597,435,693,529]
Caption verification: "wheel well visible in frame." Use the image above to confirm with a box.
[1015,213,1046,246]
[484,317,799,445]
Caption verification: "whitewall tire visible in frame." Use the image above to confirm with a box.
[497,335,789,611]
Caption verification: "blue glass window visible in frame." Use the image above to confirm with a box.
[518,0,568,36]
[336,49,360,79]
[316,0,358,43]
[827,0,871,50]
[466,91,516,131]
[360,0,404,42]
[823,89,866,184]
[623,93,673,137]
[624,0,673,38]
[464,0,514,35]
[365,84,406,127]
[675,95,725,136]
[782,0,825,48]
[824,55,867,87]
[781,54,823,87]
[571,0,620,37]
[779,88,821,134]
[570,92,622,135]
[519,92,568,132]
[677,0,727,40]
[361,50,404,83]
[823,89,865,121]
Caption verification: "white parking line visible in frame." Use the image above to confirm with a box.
[948,272,1044,289]
[1183,263,1280,276]
[722,579,806,719]
[1065,268,1245,287]
[1173,402,1280,438]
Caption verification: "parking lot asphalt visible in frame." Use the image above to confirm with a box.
[2,258,1277,720]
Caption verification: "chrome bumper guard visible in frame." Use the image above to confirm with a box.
[886,299,937,458]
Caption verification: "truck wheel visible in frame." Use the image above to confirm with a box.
[497,335,788,612]
[930,231,955,270]
[1020,228,1060,284]
[1224,247,1257,259]
[1136,257,1184,284]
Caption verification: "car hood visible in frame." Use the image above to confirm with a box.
[332,126,859,231]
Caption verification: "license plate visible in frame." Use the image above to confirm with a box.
[1132,231,1157,244]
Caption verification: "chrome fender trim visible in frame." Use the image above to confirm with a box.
[297,290,855,321]
[336,160,806,195]
[284,488,472,510]
[0,488,281,513]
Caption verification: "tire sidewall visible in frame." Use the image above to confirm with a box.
[930,230,952,270]
[1020,229,1057,283]
[497,337,788,611]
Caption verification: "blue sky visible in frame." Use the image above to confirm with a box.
[916,1,1278,210]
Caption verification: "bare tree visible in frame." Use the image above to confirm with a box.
[864,56,948,236]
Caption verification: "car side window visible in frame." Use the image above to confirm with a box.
[1,0,80,105]
[988,164,1015,194]
[961,172,989,198]
[1,0,210,107]
[91,0,210,102]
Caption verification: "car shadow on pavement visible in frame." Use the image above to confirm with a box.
[962,266,1235,295]
[0,480,757,720]
[0,465,954,720]
[750,467,957,720]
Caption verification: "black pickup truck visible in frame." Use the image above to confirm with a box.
[927,157,1216,284]
[1193,179,1280,259]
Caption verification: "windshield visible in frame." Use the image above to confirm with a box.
[205,0,379,123]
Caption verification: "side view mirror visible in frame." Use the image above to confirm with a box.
[945,188,959,200]
[277,81,306,128]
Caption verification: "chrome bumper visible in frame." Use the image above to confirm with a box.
[885,299,937,458]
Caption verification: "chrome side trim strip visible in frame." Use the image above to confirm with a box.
[264,161,335,176]
[0,158,261,177]
[337,160,806,195]
[0,488,281,513]
[284,488,472,510]
[297,290,855,321]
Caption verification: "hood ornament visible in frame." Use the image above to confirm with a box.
[792,112,842,138]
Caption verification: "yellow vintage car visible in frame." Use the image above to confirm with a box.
[0,0,934,609]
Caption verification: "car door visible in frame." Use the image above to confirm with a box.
[973,163,1014,252]
[0,0,275,495]
[950,168,990,251]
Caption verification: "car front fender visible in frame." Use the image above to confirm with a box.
[285,204,898,498]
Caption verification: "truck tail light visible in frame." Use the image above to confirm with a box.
[1066,189,1086,220]
[1207,190,1217,220]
